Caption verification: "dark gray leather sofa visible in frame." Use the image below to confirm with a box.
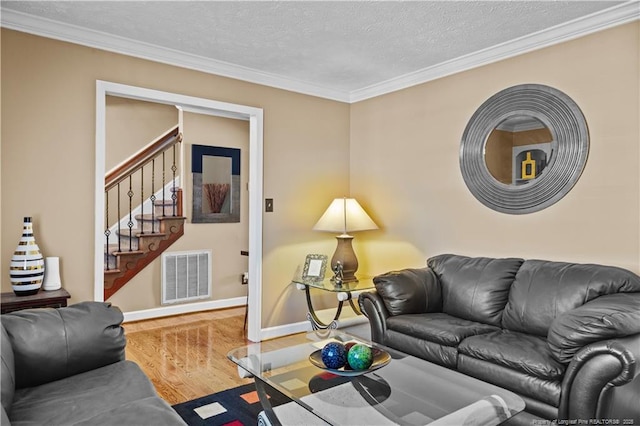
[1,301,186,425]
[359,254,640,424]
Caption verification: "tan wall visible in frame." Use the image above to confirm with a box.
[0,29,350,328]
[350,22,640,276]
[3,22,638,330]
[106,97,178,171]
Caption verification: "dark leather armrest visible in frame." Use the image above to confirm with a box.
[358,291,389,343]
[548,293,640,363]
[1,301,126,388]
[371,267,442,316]
[559,334,640,421]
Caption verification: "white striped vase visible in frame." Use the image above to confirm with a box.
[10,217,45,296]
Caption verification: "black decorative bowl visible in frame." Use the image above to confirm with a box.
[309,348,391,377]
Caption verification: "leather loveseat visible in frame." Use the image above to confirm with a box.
[359,254,640,425]
[1,301,186,425]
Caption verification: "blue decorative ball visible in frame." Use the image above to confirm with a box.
[321,342,347,369]
[347,344,373,370]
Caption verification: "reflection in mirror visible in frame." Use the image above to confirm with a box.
[484,116,555,185]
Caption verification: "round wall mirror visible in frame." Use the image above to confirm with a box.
[460,84,589,214]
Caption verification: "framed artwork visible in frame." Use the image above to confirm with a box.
[191,144,241,223]
[302,254,328,281]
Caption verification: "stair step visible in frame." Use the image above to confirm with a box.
[154,198,176,205]
[134,214,162,233]
[117,228,165,238]
[104,244,119,270]
[103,213,186,300]
[154,203,178,217]
[136,213,180,222]
[115,232,139,251]
[112,249,145,256]
[103,247,145,272]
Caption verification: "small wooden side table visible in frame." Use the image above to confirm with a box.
[1,288,71,314]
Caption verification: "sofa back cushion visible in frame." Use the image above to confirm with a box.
[502,260,640,337]
[1,324,15,416]
[427,254,524,326]
[2,302,125,389]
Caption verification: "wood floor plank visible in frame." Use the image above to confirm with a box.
[123,307,254,405]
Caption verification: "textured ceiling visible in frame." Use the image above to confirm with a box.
[0,1,632,98]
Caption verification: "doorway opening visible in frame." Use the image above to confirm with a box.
[95,81,264,342]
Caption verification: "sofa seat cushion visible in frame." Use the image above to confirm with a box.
[458,330,566,380]
[72,397,185,426]
[10,360,184,426]
[384,330,459,368]
[458,354,562,409]
[386,313,499,346]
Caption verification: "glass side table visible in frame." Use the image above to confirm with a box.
[292,276,375,330]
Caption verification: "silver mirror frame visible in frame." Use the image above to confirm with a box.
[460,84,589,214]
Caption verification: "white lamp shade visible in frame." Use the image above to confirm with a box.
[313,198,378,235]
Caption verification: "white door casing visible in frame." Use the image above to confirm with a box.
[95,81,264,342]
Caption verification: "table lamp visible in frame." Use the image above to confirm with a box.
[313,197,378,282]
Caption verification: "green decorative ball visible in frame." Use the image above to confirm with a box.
[347,344,373,370]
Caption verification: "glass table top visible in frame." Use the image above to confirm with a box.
[291,276,375,293]
[228,330,525,425]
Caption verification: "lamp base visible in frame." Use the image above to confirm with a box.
[330,235,359,283]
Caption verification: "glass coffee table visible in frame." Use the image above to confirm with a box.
[228,330,525,426]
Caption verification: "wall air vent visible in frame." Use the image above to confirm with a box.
[162,250,211,304]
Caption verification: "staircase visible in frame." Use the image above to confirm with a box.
[104,195,185,300]
[103,125,185,300]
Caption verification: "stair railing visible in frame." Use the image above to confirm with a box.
[104,125,183,270]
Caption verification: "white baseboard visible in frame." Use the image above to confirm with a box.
[123,296,247,322]
[259,311,369,341]
[260,320,311,341]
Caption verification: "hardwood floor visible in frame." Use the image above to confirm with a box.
[123,307,363,406]
[123,307,256,405]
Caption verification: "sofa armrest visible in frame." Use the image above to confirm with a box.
[358,291,389,343]
[548,293,640,363]
[1,301,125,389]
[371,267,442,316]
[559,334,640,421]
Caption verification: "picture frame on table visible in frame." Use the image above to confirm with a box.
[302,254,328,281]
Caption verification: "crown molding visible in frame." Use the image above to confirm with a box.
[2,2,638,104]
[349,1,640,103]
[0,8,352,103]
